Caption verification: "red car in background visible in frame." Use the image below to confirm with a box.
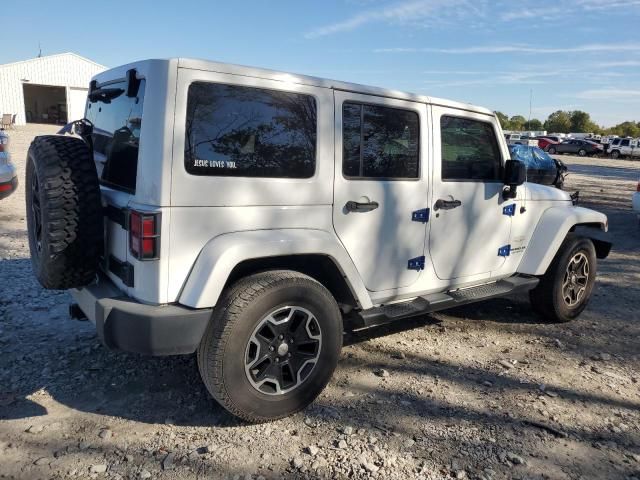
[537,137,560,151]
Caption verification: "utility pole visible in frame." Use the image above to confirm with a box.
[37,41,42,58]
[528,89,532,127]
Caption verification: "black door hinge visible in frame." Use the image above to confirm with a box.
[412,208,430,223]
[108,255,134,287]
[104,205,129,231]
[408,256,426,271]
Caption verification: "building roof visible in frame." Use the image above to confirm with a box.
[0,52,105,70]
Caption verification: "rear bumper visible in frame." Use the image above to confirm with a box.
[71,273,212,355]
[0,175,17,200]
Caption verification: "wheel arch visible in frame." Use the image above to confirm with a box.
[517,206,610,276]
[179,229,373,310]
[224,254,360,311]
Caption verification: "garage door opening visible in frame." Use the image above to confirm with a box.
[23,84,67,124]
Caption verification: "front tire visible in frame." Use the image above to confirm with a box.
[548,147,557,154]
[197,270,343,422]
[530,234,597,323]
[611,150,620,159]
[578,149,587,157]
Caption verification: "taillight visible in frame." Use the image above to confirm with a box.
[129,210,160,260]
[637,181,640,193]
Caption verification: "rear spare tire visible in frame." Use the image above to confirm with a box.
[26,135,103,289]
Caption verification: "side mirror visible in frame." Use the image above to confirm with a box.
[503,159,526,199]
[504,159,526,186]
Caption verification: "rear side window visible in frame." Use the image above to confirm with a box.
[185,83,317,178]
[342,102,420,179]
[85,80,145,193]
[440,116,502,181]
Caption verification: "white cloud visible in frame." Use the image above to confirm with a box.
[305,0,477,39]
[573,0,640,10]
[375,42,640,54]
[307,0,640,39]
[600,60,640,68]
[500,7,565,21]
[573,89,640,100]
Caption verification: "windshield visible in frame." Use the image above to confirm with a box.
[85,79,145,193]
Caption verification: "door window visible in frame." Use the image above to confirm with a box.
[440,116,502,181]
[342,102,419,179]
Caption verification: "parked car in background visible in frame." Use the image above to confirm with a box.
[608,137,623,153]
[541,135,563,143]
[505,133,523,145]
[0,130,17,199]
[547,139,603,156]
[509,144,567,189]
[609,137,640,159]
[537,137,560,151]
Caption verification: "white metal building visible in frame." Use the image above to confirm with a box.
[0,52,105,126]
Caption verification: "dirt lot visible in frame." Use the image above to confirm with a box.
[1,125,639,480]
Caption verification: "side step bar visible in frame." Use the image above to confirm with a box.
[352,275,539,329]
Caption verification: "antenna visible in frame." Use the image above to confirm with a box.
[38,41,42,58]
[528,89,532,126]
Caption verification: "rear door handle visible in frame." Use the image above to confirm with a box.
[434,199,462,210]
[345,200,379,213]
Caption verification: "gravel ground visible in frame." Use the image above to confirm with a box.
[1,125,639,480]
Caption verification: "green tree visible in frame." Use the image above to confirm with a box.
[570,110,598,133]
[494,111,510,130]
[523,118,542,131]
[611,121,640,137]
[544,110,572,133]
[509,115,527,131]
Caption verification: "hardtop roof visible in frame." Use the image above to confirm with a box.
[96,58,494,116]
[177,58,494,116]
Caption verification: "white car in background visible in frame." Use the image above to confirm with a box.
[0,130,17,199]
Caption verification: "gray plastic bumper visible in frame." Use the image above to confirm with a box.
[71,274,212,356]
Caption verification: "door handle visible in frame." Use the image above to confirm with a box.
[345,200,379,213]
[434,198,462,211]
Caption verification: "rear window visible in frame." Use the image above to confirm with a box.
[184,82,317,178]
[85,80,145,193]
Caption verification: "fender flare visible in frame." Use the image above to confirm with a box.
[518,206,609,276]
[179,229,373,310]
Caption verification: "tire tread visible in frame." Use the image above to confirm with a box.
[26,135,103,289]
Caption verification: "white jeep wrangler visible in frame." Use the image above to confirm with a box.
[25,58,612,422]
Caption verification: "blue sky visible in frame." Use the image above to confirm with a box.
[4,0,639,126]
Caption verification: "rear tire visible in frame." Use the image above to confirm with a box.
[529,234,597,323]
[578,149,587,157]
[25,135,103,289]
[197,270,343,422]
